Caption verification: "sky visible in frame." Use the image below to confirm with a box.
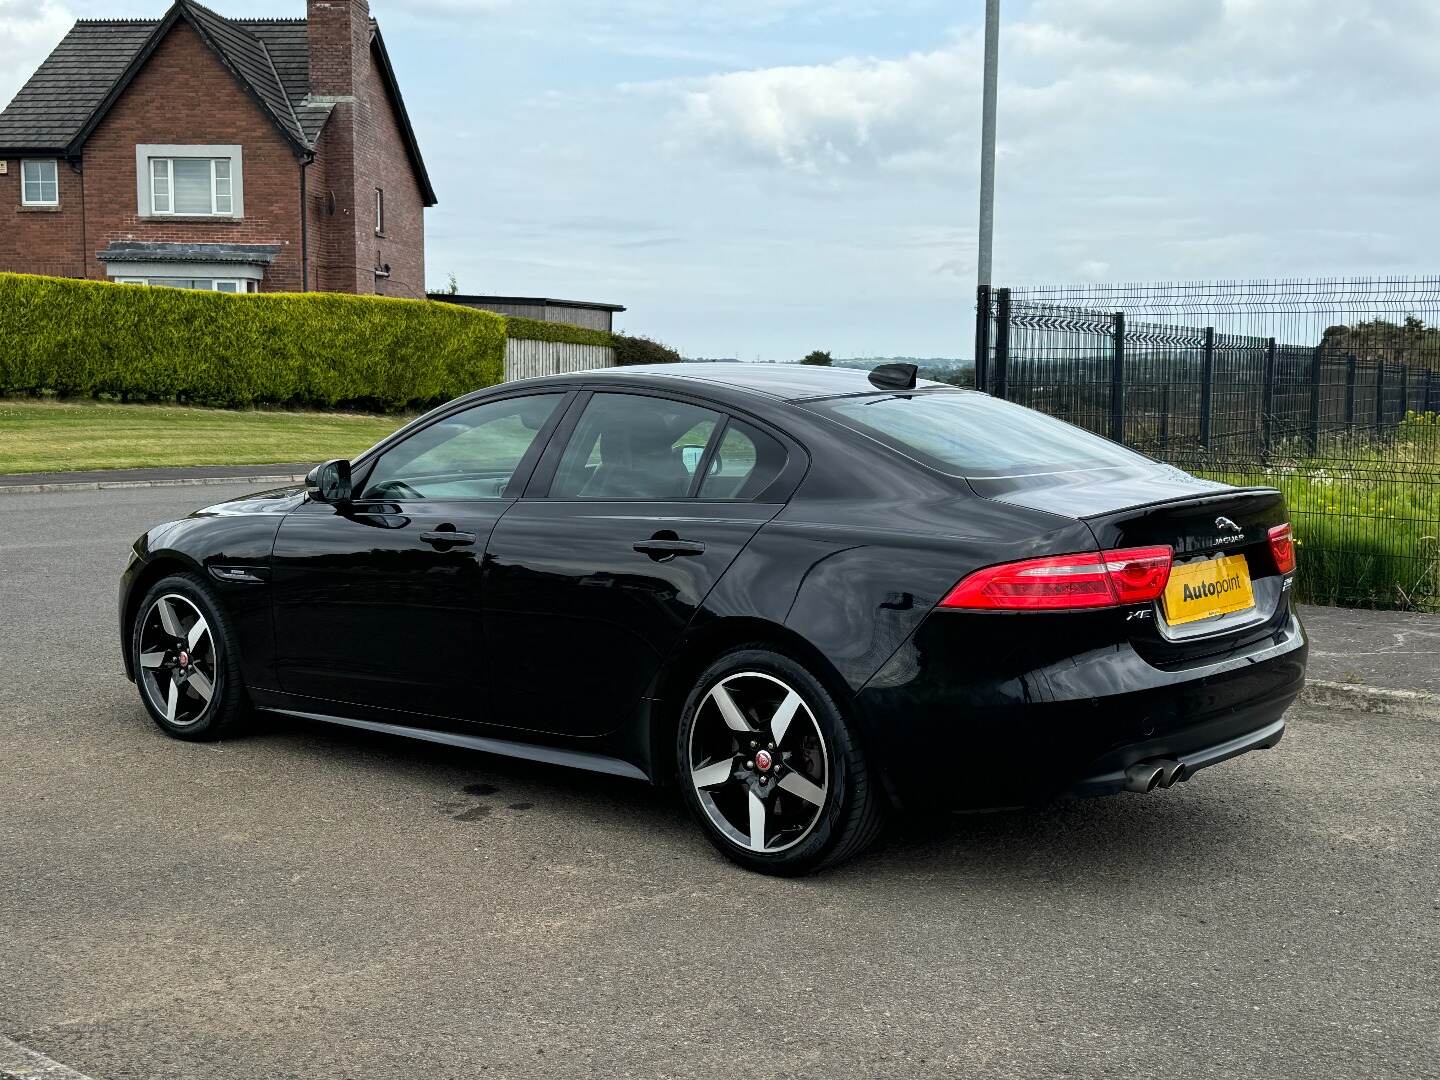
[3,0,1439,360]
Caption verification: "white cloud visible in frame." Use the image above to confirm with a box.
[670,0,1440,176]
[0,0,73,108]
[1030,0,1224,46]
[675,38,978,171]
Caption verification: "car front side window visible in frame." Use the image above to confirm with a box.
[360,394,562,501]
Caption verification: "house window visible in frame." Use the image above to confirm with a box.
[115,277,251,292]
[374,188,384,235]
[150,157,232,216]
[21,159,59,206]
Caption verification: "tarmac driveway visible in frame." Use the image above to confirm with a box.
[1,485,1437,1080]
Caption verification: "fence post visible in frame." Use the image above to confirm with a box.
[1111,312,1126,443]
[993,288,1011,400]
[1398,363,1409,418]
[1344,355,1357,432]
[1260,337,1276,463]
[1306,344,1323,455]
[1199,327,1215,449]
[1374,362,1386,436]
[1159,383,1171,451]
[974,285,992,393]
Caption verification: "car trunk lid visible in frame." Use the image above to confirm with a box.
[968,464,1294,662]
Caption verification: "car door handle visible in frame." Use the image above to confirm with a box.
[633,538,706,559]
[421,528,477,546]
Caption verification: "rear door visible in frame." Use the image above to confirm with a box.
[482,390,794,737]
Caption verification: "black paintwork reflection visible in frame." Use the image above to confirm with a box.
[269,498,505,719]
[121,499,290,686]
[484,499,780,736]
[857,605,1307,809]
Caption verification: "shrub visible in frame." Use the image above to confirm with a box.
[504,316,614,349]
[613,333,682,366]
[801,349,833,366]
[0,272,506,411]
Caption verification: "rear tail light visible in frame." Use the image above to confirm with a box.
[940,546,1173,611]
[1268,523,1296,574]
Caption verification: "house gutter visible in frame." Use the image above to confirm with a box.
[299,157,310,291]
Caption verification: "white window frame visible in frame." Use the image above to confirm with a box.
[149,158,232,217]
[134,144,243,218]
[374,188,384,235]
[20,158,59,206]
[112,276,248,292]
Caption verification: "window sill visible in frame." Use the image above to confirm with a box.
[19,204,61,212]
[139,215,241,222]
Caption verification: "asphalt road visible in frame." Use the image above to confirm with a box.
[1,485,1437,1080]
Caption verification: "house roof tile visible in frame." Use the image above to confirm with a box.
[0,1,431,203]
[0,20,156,151]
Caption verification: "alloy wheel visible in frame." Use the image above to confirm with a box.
[688,671,830,854]
[138,593,217,728]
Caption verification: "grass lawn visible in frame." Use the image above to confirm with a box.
[0,399,407,474]
[1192,413,1440,611]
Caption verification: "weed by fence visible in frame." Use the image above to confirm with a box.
[976,278,1440,611]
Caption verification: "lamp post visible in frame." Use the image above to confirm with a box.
[977,0,1000,289]
[973,0,1000,392]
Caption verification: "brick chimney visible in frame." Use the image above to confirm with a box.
[307,0,370,99]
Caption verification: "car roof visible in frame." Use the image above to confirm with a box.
[571,362,953,402]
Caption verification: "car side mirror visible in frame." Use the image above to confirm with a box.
[306,458,352,504]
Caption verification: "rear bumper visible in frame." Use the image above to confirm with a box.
[855,604,1307,809]
[1066,714,1286,799]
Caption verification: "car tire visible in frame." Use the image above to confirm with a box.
[130,572,249,741]
[676,646,887,875]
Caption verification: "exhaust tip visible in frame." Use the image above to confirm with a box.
[1124,763,1165,793]
[1157,759,1184,789]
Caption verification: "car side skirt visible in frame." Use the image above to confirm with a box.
[258,707,651,782]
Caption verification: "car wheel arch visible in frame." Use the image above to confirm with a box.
[122,553,207,675]
[640,616,856,788]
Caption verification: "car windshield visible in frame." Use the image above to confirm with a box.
[806,389,1148,479]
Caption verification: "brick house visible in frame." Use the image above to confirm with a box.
[0,0,435,296]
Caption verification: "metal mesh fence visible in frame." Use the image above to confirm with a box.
[976,278,1440,611]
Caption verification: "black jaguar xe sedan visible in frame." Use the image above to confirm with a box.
[120,362,1306,874]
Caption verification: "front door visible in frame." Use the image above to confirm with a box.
[483,392,792,737]
[270,392,568,721]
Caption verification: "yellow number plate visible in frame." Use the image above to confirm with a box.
[1163,554,1255,626]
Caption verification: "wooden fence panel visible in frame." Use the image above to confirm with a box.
[503,339,615,381]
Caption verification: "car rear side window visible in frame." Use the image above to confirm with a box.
[697,419,787,500]
[550,393,723,499]
[809,390,1146,478]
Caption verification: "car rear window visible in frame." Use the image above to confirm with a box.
[806,390,1147,478]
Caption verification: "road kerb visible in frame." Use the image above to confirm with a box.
[1302,679,1440,721]
[0,473,307,495]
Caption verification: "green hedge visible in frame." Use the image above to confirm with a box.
[0,272,506,411]
[612,333,682,366]
[504,315,615,349]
